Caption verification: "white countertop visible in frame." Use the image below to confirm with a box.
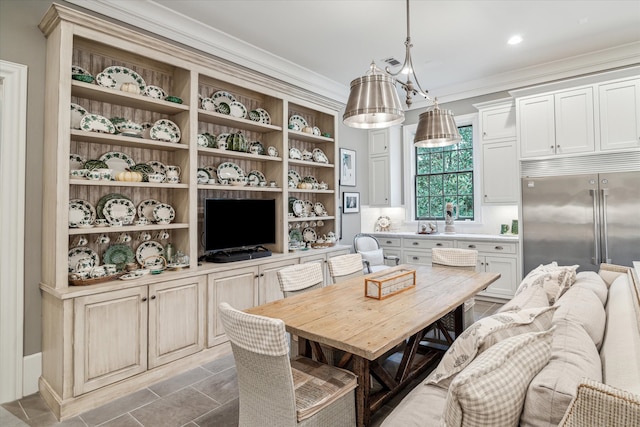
[371,231,519,242]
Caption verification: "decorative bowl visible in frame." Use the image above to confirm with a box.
[72,73,94,83]
[165,96,183,104]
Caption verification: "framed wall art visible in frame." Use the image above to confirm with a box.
[340,148,356,186]
[343,192,360,214]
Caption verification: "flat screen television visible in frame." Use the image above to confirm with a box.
[204,198,276,253]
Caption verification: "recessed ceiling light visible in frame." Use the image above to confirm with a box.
[508,35,523,45]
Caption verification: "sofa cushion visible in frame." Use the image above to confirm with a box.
[498,283,550,313]
[520,319,602,427]
[380,374,447,427]
[359,249,384,267]
[573,271,608,305]
[443,328,553,427]
[427,306,556,389]
[554,286,606,349]
[515,262,578,305]
[600,274,640,394]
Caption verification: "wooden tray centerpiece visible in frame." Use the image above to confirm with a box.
[364,267,416,299]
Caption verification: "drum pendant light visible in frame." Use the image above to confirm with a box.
[343,0,461,147]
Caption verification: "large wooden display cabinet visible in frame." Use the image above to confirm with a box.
[38,4,342,419]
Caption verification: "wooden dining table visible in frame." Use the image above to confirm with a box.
[246,264,500,427]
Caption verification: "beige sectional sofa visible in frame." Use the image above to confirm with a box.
[381,263,640,426]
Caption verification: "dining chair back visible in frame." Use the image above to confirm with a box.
[353,233,399,273]
[219,302,357,426]
[277,262,324,298]
[327,253,364,284]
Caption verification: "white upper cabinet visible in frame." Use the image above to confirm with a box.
[479,102,516,142]
[598,78,640,151]
[368,126,402,207]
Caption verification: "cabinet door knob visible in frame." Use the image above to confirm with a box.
[550,145,554,149]
[150,295,156,300]
[483,131,487,136]
[386,240,392,244]
[141,297,147,302]
[484,195,487,198]
[495,246,503,250]
[468,245,476,248]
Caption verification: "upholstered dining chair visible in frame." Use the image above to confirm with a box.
[327,253,364,284]
[353,233,400,274]
[218,302,357,427]
[428,248,479,342]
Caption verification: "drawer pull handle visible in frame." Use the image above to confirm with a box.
[436,243,443,247]
[495,246,503,250]
[468,245,476,248]
[413,242,419,245]
[386,241,392,244]
[412,256,419,260]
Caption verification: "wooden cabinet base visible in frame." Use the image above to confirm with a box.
[38,342,231,421]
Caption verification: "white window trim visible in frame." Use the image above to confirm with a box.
[402,112,482,227]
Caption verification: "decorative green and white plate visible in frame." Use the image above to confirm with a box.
[116,121,143,137]
[137,199,161,222]
[267,146,278,157]
[143,85,166,99]
[197,133,211,147]
[247,170,266,186]
[314,202,327,216]
[288,170,302,186]
[289,147,302,160]
[216,102,231,115]
[249,141,265,155]
[201,97,216,111]
[229,101,247,119]
[289,228,303,243]
[99,151,136,177]
[150,119,181,143]
[70,103,87,129]
[217,162,244,180]
[197,168,210,184]
[289,114,308,129]
[203,133,216,148]
[71,65,91,76]
[96,193,132,219]
[103,198,136,225]
[303,227,317,243]
[312,126,321,136]
[69,199,96,228]
[68,247,99,272]
[70,153,86,170]
[153,203,175,223]
[146,160,167,176]
[255,108,271,125]
[292,200,305,217]
[203,166,217,180]
[302,175,317,184]
[303,200,314,216]
[312,148,329,164]
[98,66,146,92]
[80,114,116,134]
[249,110,261,122]
[136,240,165,266]
[103,245,135,271]
[211,90,236,106]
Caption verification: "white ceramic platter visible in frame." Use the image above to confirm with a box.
[289,147,302,160]
[146,160,167,176]
[288,170,302,186]
[97,66,146,92]
[103,198,136,225]
[69,199,96,228]
[289,114,308,129]
[143,85,166,99]
[217,162,244,180]
[228,101,247,119]
[303,227,317,243]
[314,202,326,216]
[303,200,314,216]
[70,153,86,170]
[197,134,210,147]
[211,91,236,106]
[80,114,116,134]
[153,203,175,223]
[70,103,87,129]
[201,97,216,111]
[292,200,305,217]
[99,151,136,177]
[247,170,266,186]
[68,247,99,273]
[312,148,329,164]
[150,119,181,143]
[267,146,278,157]
[312,126,321,136]
[255,108,271,125]
[137,199,161,222]
[136,240,165,266]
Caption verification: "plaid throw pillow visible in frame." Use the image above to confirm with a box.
[443,328,554,427]
[426,306,556,389]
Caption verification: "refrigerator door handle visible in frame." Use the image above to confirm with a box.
[590,189,600,265]
[601,188,611,263]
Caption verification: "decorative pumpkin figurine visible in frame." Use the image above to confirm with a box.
[120,82,140,95]
[115,170,143,182]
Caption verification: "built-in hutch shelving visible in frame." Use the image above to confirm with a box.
[38,4,346,419]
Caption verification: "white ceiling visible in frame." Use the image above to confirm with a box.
[68,0,640,106]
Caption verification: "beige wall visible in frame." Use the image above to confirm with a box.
[0,0,51,355]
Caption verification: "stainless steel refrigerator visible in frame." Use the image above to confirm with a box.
[521,171,640,275]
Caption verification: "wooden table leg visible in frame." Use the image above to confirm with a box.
[298,337,312,358]
[454,304,464,337]
[352,355,371,427]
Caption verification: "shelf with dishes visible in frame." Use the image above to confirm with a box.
[197,184,282,192]
[70,179,188,189]
[287,129,334,143]
[70,130,188,152]
[288,215,335,222]
[197,109,281,133]
[197,146,282,163]
[68,222,189,235]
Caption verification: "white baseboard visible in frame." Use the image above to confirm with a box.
[23,353,41,396]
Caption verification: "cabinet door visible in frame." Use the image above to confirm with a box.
[481,105,516,142]
[599,79,640,151]
[479,256,517,299]
[258,259,298,305]
[519,95,556,158]
[554,87,595,155]
[208,266,259,346]
[369,129,389,156]
[482,141,518,203]
[73,287,148,395]
[148,276,206,369]
[369,156,390,206]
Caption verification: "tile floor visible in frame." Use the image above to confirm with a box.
[1,300,501,427]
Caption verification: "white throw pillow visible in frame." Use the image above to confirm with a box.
[443,328,554,427]
[359,249,384,267]
[426,306,556,389]
[515,262,578,304]
[498,284,550,313]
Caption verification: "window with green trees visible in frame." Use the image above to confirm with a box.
[415,125,474,220]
